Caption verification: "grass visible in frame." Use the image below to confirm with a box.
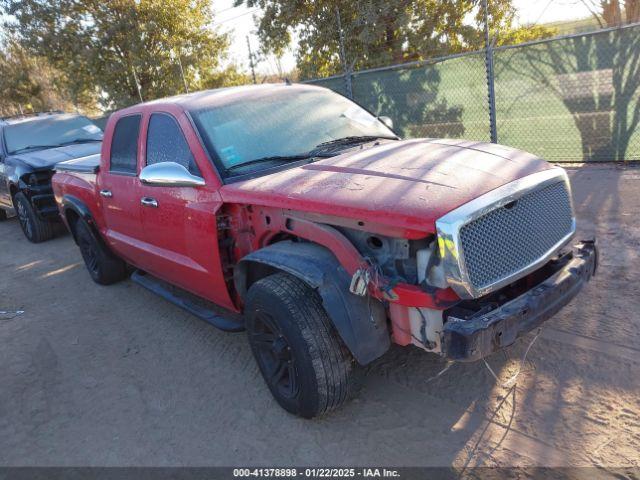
[310,26,640,163]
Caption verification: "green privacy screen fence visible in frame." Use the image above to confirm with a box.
[306,23,640,162]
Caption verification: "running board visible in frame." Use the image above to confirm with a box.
[131,270,244,332]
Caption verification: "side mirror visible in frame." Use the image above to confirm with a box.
[140,162,205,187]
[378,116,394,130]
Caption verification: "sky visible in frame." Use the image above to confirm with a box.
[212,0,596,76]
[512,0,594,25]
[211,0,296,77]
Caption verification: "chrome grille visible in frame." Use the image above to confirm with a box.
[459,180,574,291]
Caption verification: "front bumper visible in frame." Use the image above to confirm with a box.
[441,240,598,362]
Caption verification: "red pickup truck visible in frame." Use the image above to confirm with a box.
[52,84,597,418]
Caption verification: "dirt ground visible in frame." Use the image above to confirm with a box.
[0,163,639,470]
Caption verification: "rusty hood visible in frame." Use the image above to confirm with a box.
[220,139,553,234]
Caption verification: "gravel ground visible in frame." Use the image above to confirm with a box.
[0,163,639,469]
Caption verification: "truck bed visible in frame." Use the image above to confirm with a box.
[55,154,101,174]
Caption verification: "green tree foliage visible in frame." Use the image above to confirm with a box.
[0,37,87,115]
[2,0,248,110]
[233,0,554,139]
[234,0,550,78]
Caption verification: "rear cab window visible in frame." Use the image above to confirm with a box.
[110,115,141,174]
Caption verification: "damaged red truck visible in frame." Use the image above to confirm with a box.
[52,84,597,418]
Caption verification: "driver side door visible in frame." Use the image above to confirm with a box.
[137,111,232,308]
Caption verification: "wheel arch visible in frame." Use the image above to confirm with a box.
[234,241,390,365]
[60,194,100,244]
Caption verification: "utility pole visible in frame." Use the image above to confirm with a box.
[131,65,144,103]
[336,8,353,99]
[175,48,189,94]
[483,0,498,143]
[246,36,257,84]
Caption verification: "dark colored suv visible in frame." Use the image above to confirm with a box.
[0,112,102,242]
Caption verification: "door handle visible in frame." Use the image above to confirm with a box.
[99,189,112,198]
[141,197,158,208]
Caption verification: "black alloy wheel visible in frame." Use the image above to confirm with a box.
[245,272,355,418]
[77,224,100,277]
[249,310,298,400]
[72,219,127,285]
[13,192,55,242]
[15,197,33,239]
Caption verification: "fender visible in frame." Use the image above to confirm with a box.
[234,241,390,365]
[60,194,103,245]
[61,194,94,224]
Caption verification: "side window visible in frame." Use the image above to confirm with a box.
[146,113,201,176]
[110,115,141,174]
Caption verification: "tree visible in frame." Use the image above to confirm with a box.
[232,0,553,139]
[502,0,640,161]
[0,37,87,115]
[2,0,244,110]
[235,0,548,78]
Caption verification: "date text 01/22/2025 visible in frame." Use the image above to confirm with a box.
[232,468,401,478]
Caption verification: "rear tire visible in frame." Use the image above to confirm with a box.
[14,191,55,243]
[0,209,7,221]
[245,272,355,418]
[74,219,127,285]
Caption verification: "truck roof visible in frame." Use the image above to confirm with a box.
[117,83,326,115]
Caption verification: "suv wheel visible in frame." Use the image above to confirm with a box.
[74,219,128,285]
[14,192,55,243]
[0,209,7,221]
[245,272,355,418]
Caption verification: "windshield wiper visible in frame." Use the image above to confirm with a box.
[58,138,102,146]
[10,138,101,154]
[224,139,386,174]
[226,154,314,173]
[10,144,61,154]
[314,135,398,151]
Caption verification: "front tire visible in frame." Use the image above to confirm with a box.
[14,192,55,243]
[0,209,7,221]
[74,219,127,285]
[245,272,355,418]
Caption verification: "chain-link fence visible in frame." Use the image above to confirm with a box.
[307,23,640,162]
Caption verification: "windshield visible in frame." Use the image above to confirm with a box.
[189,88,396,176]
[4,114,103,154]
